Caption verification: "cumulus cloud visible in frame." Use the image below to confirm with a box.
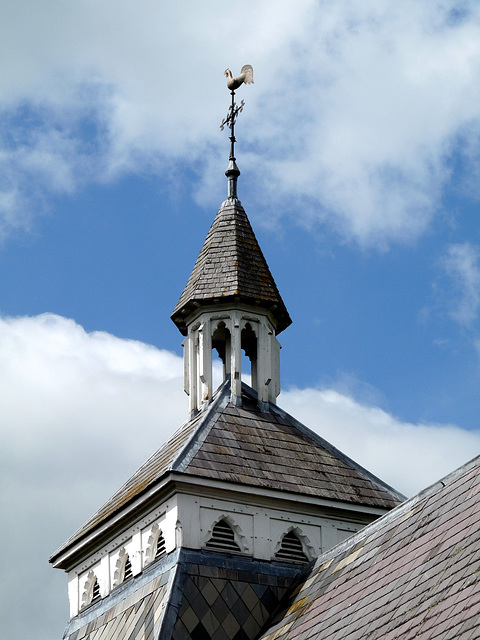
[2,313,478,639]
[2,1,480,245]
[0,314,186,639]
[280,387,480,498]
[441,241,480,326]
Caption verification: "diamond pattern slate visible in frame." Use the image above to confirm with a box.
[171,198,291,335]
[61,550,300,640]
[171,563,292,640]
[256,454,480,640]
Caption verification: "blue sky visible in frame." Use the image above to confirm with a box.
[2,2,480,639]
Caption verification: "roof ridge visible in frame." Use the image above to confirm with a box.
[302,451,480,569]
[254,455,480,639]
[182,382,402,508]
[172,380,231,473]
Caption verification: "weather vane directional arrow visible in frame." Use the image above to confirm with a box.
[220,65,254,199]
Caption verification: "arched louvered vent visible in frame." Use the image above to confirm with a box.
[205,519,240,553]
[123,556,133,581]
[91,578,101,602]
[155,531,166,559]
[275,531,309,563]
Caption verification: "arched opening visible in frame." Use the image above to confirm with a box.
[274,530,309,564]
[241,323,257,387]
[212,322,231,389]
[155,530,166,559]
[123,555,133,582]
[81,571,101,609]
[91,577,101,602]
[113,549,134,587]
[205,518,241,553]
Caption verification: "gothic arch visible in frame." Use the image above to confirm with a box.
[144,523,167,566]
[212,320,231,368]
[272,525,315,563]
[240,318,259,336]
[241,322,258,361]
[81,570,100,609]
[203,513,250,554]
[112,548,133,587]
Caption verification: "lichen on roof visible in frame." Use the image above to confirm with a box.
[51,382,402,562]
[171,198,291,335]
[257,454,480,640]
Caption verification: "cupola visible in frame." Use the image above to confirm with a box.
[171,91,291,414]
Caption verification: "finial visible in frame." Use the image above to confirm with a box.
[220,65,254,199]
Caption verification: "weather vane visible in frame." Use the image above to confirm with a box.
[220,65,254,199]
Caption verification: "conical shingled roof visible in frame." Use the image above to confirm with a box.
[51,382,404,562]
[171,198,292,335]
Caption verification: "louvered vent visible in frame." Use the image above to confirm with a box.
[91,578,101,602]
[155,531,166,559]
[205,519,240,553]
[123,556,133,581]
[274,531,308,563]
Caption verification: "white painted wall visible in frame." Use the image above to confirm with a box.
[67,489,365,618]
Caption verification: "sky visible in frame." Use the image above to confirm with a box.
[2,1,480,638]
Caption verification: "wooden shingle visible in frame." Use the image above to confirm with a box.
[171,199,291,335]
[52,383,403,562]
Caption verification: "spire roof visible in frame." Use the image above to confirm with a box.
[171,198,292,335]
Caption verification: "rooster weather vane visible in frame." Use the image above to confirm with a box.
[220,65,254,199]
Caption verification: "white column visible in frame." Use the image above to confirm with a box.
[230,312,242,404]
[270,335,281,403]
[198,318,212,404]
[224,327,232,377]
[257,320,271,407]
[68,573,79,618]
[187,327,198,414]
[182,337,189,396]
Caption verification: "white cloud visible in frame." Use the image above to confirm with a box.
[0,313,187,639]
[281,386,480,498]
[441,242,480,326]
[2,313,478,638]
[2,1,480,245]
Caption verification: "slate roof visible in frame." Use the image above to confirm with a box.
[62,556,176,640]
[62,549,300,640]
[257,454,480,640]
[52,382,403,562]
[171,198,292,335]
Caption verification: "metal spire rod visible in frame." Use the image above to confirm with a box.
[220,90,244,199]
[220,65,253,199]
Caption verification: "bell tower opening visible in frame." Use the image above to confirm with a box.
[241,323,257,386]
[212,321,231,384]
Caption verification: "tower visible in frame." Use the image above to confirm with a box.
[171,195,290,415]
[50,86,403,640]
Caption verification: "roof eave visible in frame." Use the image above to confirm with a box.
[171,296,292,336]
[50,468,393,571]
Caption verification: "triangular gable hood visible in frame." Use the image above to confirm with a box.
[171,198,292,335]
